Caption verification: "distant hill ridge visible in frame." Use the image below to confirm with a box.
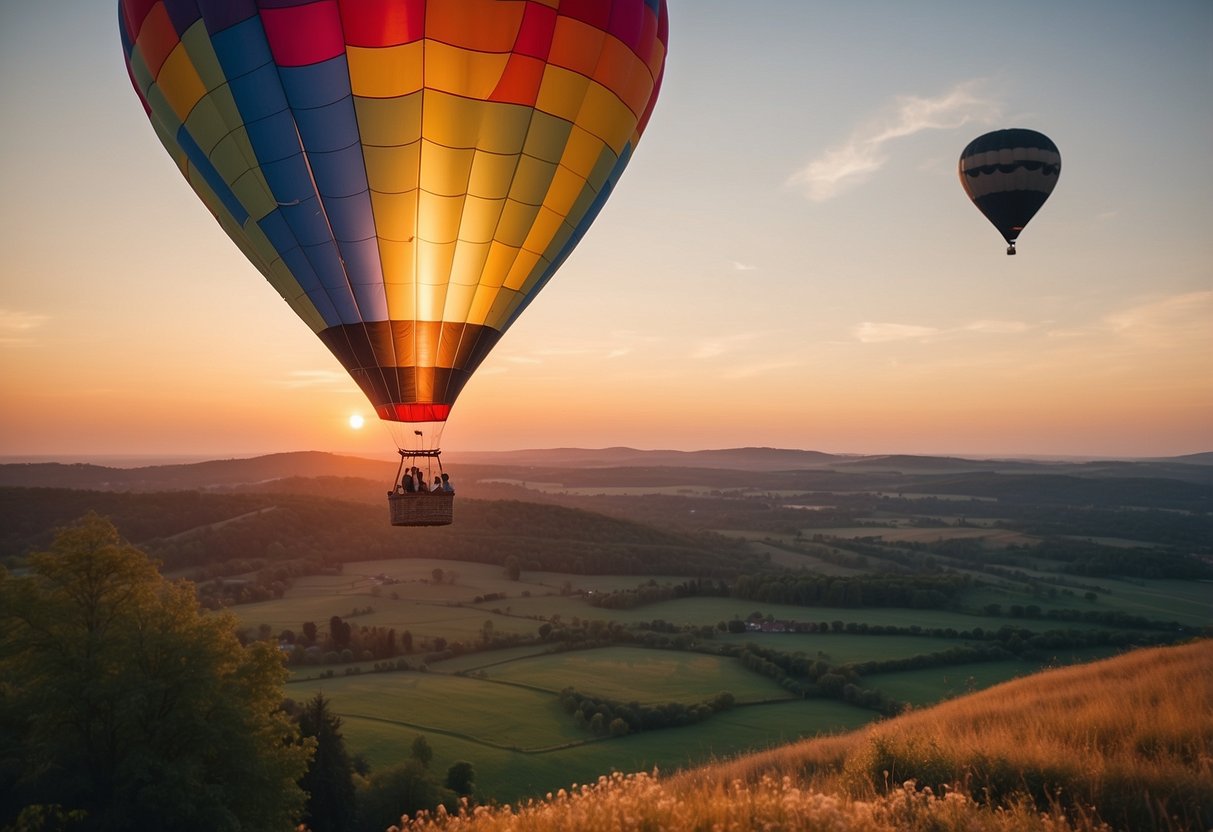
[1,447,1209,491]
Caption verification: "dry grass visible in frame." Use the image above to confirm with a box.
[390,641,1213,832]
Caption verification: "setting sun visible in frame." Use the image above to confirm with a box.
[348,414,365,430]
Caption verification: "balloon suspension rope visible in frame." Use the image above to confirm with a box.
[392,442,444,491]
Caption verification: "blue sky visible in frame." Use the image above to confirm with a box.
[1,0,1210,459]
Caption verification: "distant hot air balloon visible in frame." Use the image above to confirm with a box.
[117,0,669,518]
[959,128,1060,255]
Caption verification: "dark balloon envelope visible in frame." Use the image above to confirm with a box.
[118,0,669,426]
[959,128,1060,255]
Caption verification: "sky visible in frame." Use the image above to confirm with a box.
[1,0,1211,462]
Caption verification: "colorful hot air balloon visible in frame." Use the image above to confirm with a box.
[958,128,1060,255]
[117,0,669,451]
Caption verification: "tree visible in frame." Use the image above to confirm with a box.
[503,556,521,581]
[297,693,356,832]
[444,761,475,796]
[410,735,433,768]
[353,762,451,832]
[0,512,310,831]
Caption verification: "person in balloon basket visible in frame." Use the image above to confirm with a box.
[401,469,416,494]
[414,468,427,493]
[431,476,444,493]
[440,473,455,494]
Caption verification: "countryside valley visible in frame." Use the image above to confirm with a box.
[1,447,1210,830]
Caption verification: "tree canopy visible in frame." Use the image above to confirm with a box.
[0,512,311,831]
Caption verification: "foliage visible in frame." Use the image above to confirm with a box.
[411,735,434,769]
[0,489,754,579]
[558,686,736,735]
[0,512,311,831]
[295,693,357,832]
[354,761,453,832]
[444,762,475,797]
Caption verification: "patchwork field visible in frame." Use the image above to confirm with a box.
[472,646,794,704]
[285,653,873,802]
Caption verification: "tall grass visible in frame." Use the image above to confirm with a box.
[388,641,1212,832]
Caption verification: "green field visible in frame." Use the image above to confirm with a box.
[475,646,793,704]
[286,666,873,802]
[863,646,1125,705]
[245,553,1208,803]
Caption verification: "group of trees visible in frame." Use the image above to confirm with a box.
[289,694,475,832]
[0,513,469,832]
[557,687,736,736]
[0,512,310,830]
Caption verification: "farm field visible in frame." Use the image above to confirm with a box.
[286,664,873,802]
[474,646,793,704]
[862,645,1124,705]
[811,525,1033,545]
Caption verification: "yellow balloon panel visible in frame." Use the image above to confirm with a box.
[457,195,508,244]
[347,44,424,99]
[466,152,520,199]
[354,95,423,146]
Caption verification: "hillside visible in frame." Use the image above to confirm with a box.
[386,641,1213,832]
[4,447,1210,491]
[0,487,755,578]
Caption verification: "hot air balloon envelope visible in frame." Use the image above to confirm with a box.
[118,0,669,426]
[959,128,1060,254]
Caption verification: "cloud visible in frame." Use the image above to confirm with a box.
[854,322,940,343]
[720,359,803,380]
[855,318,1032,343]
[1104,291,1213,347]
[0,308,49,345]
[691,332,765,360]
[731,260,757,271]
[277,370,350,388]
[789,80,1002,201]
[963,320,1031,335]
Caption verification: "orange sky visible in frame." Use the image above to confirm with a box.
[1,2,1210,461]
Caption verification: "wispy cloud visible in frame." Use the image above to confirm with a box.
[963,320,1031,335]
[490,330,662,368]
[691,332,765,360]
[276,370,350,388]
[731,260,757,272]
[1105,291,1213,347]
[855,318,1032,343]
[854,322,940,343]
[0,308,49,345]
[719,359,803,380]
[789,80,1002,201]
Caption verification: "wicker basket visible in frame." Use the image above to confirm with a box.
[387,492,454,526]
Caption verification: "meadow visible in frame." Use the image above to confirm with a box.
[392,641,1213,832]
[239,542,1205,803]
[285,666,872,802]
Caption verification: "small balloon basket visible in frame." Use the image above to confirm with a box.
[387,491,453,526]
[387,448,454,527]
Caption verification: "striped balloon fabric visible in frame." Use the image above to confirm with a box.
[959,128,1060,255]
[119,0,669,423]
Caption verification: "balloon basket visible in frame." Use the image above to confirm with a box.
[388,492,454,527]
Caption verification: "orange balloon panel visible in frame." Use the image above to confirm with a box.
[119,0,668,422]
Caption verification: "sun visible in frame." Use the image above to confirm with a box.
[348,414,365,430]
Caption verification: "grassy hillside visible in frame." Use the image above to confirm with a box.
[0,487,754,577]
[391,641,1212,832]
